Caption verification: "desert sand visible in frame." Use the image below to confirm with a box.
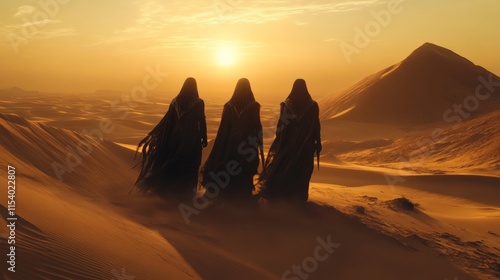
[0,43,499,280]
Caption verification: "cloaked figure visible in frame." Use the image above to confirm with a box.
[201,78,263,201]
[135,77,207,196]
[259,79,321,203]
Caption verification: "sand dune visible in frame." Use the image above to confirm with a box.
[310,143,499,279]
[337,111,500,176]
[0,114,201,279]
[318,43,500,178]
[319,43,500,125]
[0,113,135,196]
[0,190,201,280]
[0,110,496,279]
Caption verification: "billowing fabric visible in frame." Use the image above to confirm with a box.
[136,78,207,195]
[201,78,263,200]
[259,79,321,203]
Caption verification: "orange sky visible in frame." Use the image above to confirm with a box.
[1,0,500,100]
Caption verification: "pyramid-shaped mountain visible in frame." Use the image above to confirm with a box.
[320,43,500,125]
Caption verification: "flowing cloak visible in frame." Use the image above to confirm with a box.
[259,99,321,203]
[136,97,207,194]
[201,101,262,198]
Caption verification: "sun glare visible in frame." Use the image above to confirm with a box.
[216,46,236,67]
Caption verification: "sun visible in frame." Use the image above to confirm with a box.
[216,46,237,67]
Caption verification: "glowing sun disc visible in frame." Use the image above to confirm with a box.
[216,46,236,66]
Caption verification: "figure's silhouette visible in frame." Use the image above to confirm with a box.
[135,77,207,196]
[201,78,263,200]
[259,79,321,203]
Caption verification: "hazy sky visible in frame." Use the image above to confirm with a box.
[1,0,499,100]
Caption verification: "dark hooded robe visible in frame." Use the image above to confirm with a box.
[135,77,207,195]
[259,79,321,203]
[201,78,263,200]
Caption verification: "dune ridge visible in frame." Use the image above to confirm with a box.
[335,110,500,175]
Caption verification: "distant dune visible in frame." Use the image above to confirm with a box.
[0,113,135,195]
[319,43,500,125]
[339,111,500,175]
[318,42,500,176]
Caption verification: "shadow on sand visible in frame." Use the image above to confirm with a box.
[111,193,476,280]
